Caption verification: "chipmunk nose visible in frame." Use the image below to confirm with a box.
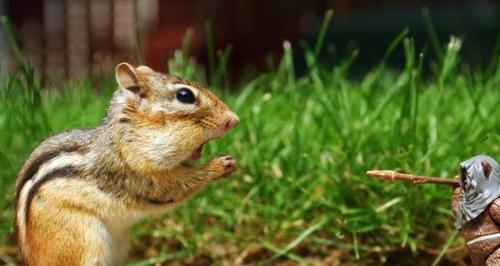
[224,113,239,131]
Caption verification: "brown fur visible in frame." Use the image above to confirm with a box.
[14,63,239,265]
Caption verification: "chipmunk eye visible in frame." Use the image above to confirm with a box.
[176,88,196,104]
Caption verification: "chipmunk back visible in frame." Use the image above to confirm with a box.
[14,63,239,266]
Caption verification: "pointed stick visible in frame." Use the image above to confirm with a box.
[366,170,460,186]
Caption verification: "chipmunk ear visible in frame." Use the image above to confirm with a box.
[116,62,147,97]
[136,65,154,73]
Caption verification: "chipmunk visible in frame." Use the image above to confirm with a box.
[14,62,239,266]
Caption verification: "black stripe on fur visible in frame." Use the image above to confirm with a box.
[16,145,80,202]
[25,166,82,224]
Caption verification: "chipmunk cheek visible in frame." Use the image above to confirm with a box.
[199,115,218,128]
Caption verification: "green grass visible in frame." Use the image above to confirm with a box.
[1,14,500,265]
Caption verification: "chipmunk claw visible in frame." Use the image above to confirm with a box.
[207,155,236,179]
[218,155,236,177]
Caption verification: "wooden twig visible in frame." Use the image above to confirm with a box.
[366,170,460,187]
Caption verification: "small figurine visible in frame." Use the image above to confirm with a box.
[451,155,500,265]
[367,154,500,266]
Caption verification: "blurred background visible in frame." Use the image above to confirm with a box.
[0,0,499,82]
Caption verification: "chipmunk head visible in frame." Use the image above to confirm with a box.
[108,62,239,172]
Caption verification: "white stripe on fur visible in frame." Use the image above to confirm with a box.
[16,152,82,242]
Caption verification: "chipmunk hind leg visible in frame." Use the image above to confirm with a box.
[25,202,113,266]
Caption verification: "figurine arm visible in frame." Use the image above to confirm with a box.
[488,198,500,224]
[451,186,461,217]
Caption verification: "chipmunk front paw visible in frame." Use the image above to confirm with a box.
[206,155,237,179]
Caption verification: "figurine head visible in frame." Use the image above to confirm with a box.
[456,155,500,229]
